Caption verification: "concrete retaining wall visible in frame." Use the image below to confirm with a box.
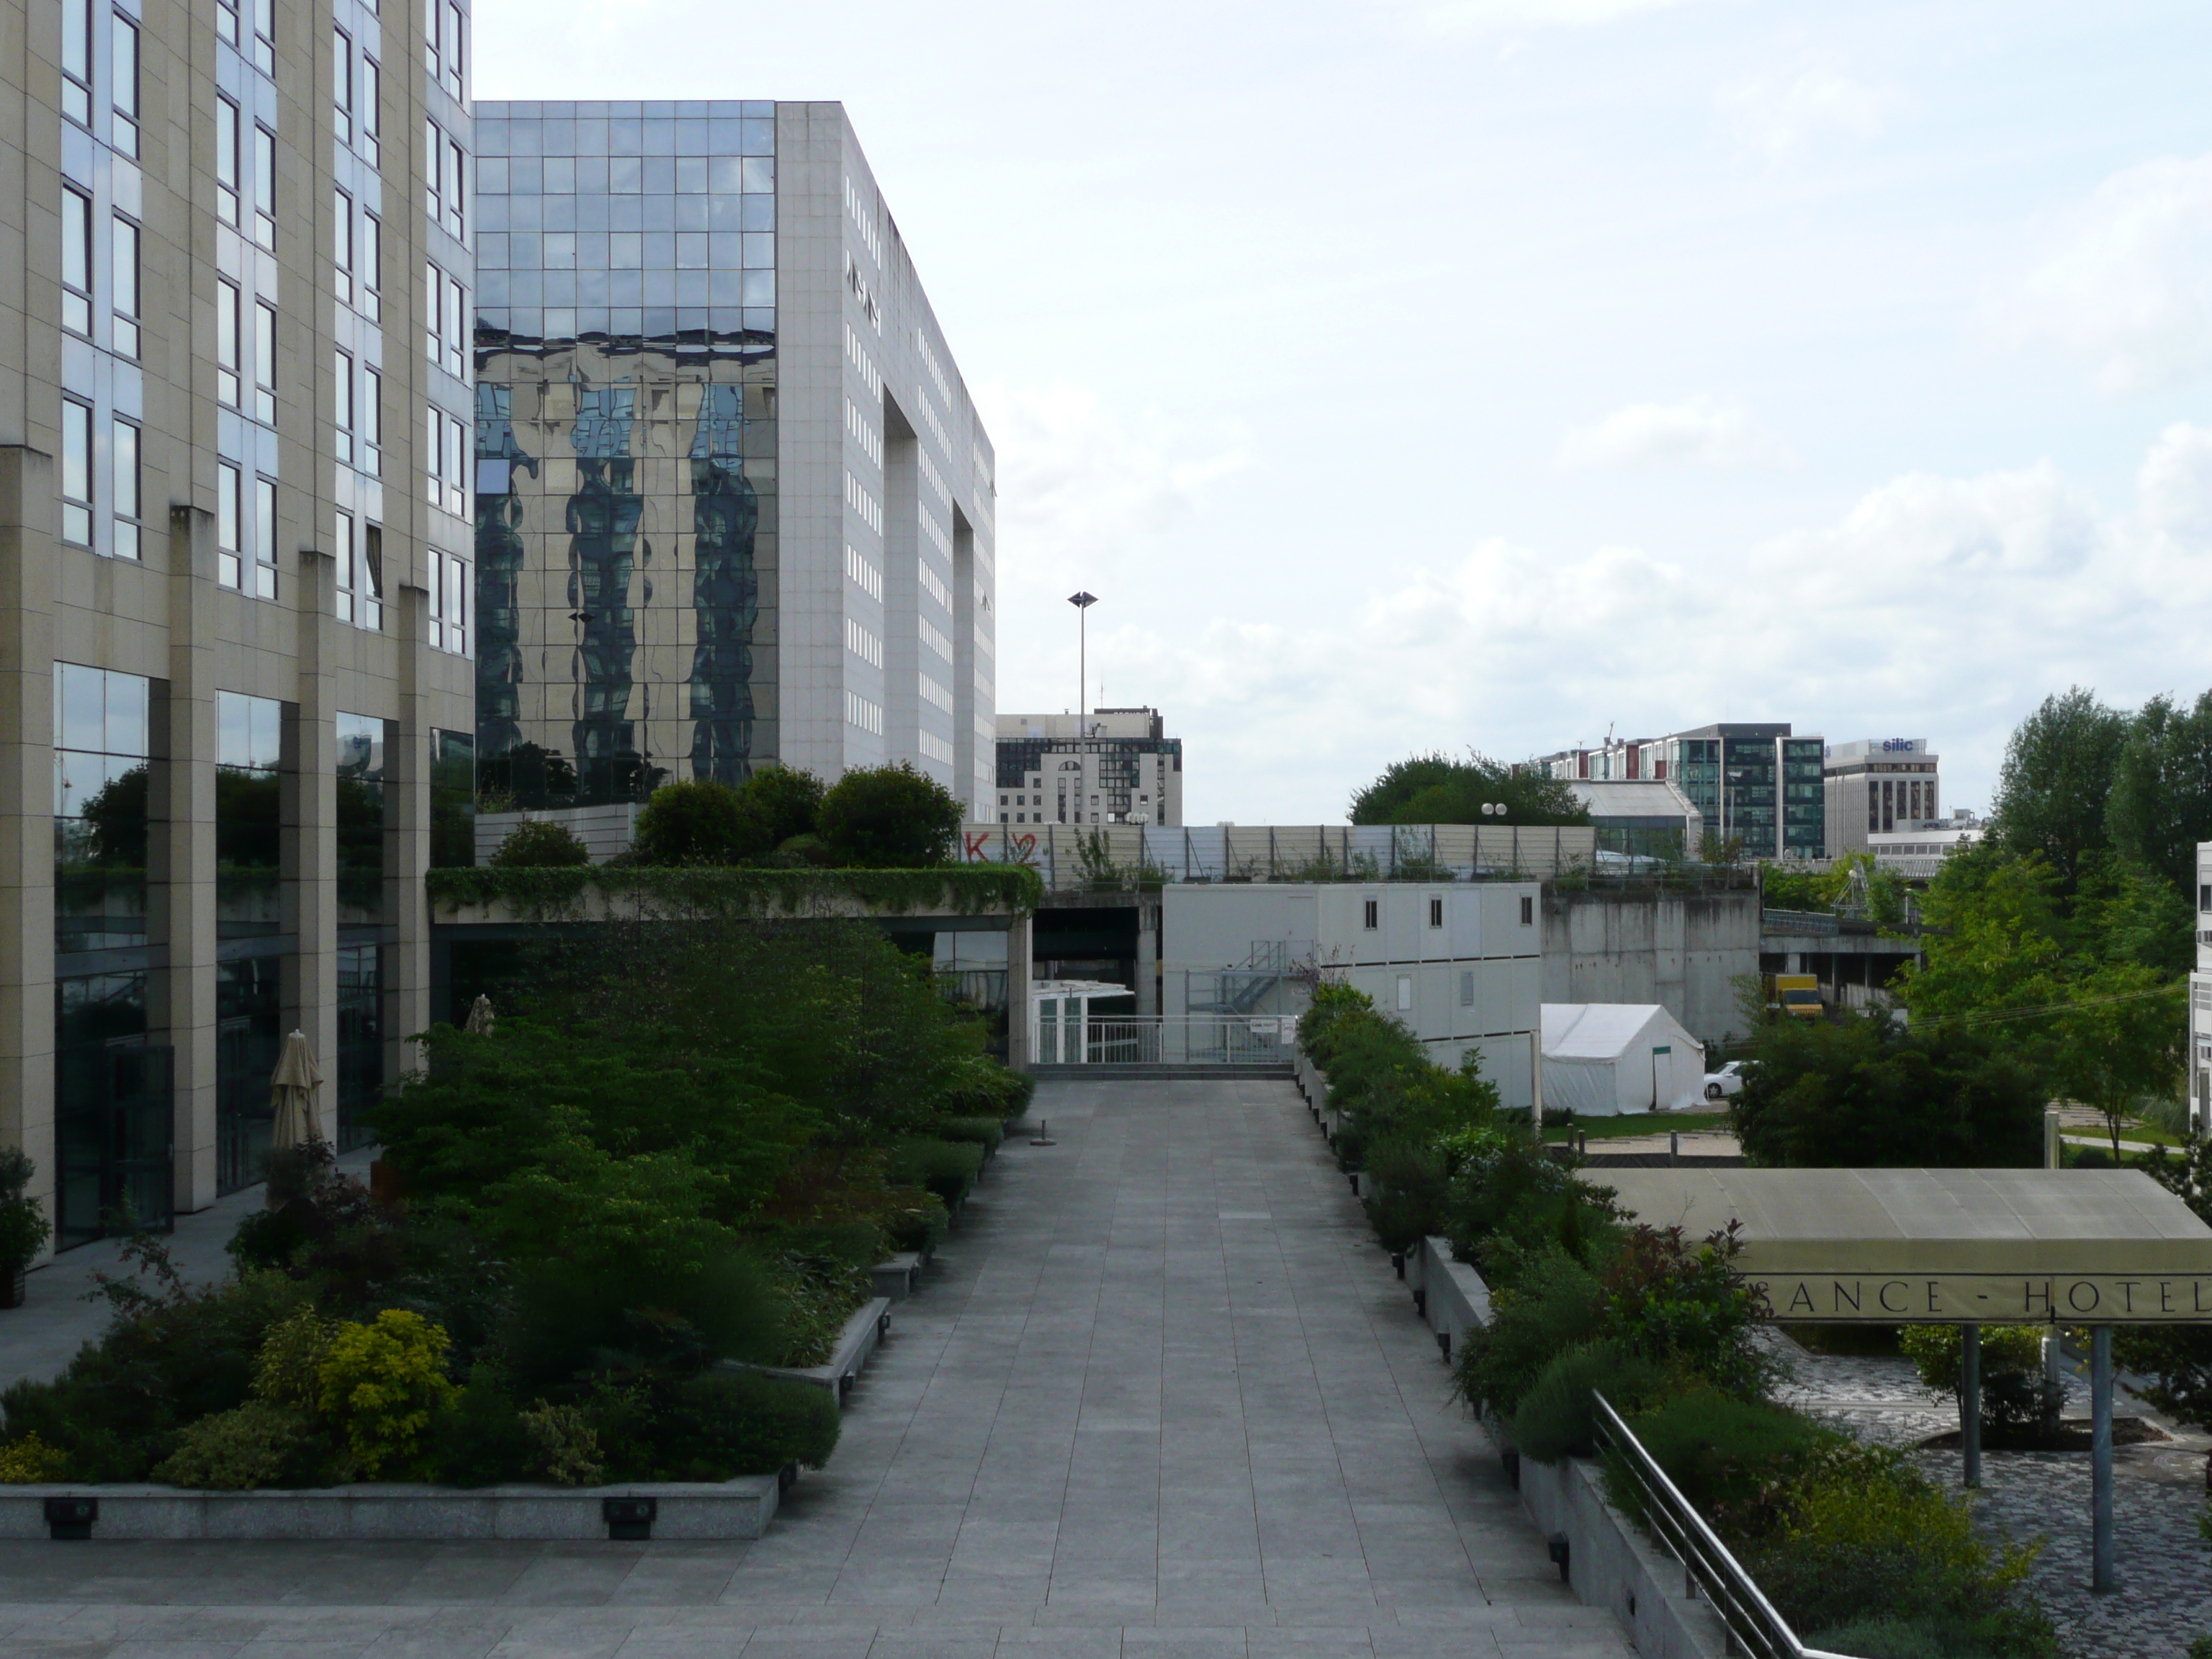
[1542,887,1759,1048]
[1516,1452,1730,1658]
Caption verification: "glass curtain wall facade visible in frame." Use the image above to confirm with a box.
[336,714,387,1151]
[470,102,778,804]
[215,693,284,1194]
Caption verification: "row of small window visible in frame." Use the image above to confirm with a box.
[844,617,881,669]
[426,548,469,655]
[213,460,277,598]
[914,328,952,410]
[331,28,383,166]
[58,189,139,357]
[423,408,469,518]
[917,731,954,766]
[59,0,140,156]
[914,385,953,462]
[843,174,881,268]
[1359,895,1537,930]
[919,673,953,715]
[845,469,881,536]
[478,230,773,271]
[919,504,952,562]
[483,271,773,312]
[845,543,881,602]
[423,261,468,380]
[919,616,951,662]
[331,511,384,631]
[846,323,881,400]
[424,120,467,241]
[215,282,279,423]
[58,400,143,559]
[845,397,881,468]
[845,691,883,737]
[215,98,278,251]
[333,191,385,323]
[917,554,950,611]
[216,0,279,76]
[423,0,464,102]
[478,155,771,197]
[917,446,950,509]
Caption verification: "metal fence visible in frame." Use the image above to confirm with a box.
[1590,1392,1848,1659]
[962,822,1600,890]
[1033,1013,1299,1066]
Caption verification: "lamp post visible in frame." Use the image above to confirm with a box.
[1068,591,1097,730]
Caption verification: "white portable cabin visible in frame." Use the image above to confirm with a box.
[1540,1003,1707,1117]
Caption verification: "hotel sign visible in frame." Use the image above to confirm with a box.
[1755,1273,2212,1323]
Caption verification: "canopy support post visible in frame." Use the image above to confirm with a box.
[1961,1323,1981,1488]
[2092,1324,2116,1592]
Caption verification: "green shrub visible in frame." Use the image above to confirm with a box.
[149,1399,328,1490]
[1452,1245,1604,1416]
[0,1148,53,1272]
[1616,1390,1838,1537]
[316,1310,459,1477]
[428,1368,536,1488]
[1602,1224,1777,1399]
[1363,1141,1451,1254]
[0,1433,66,1483]
[770,1249,873,1367]
[632,779,771,866]
[737,765,826,846]
[816,763,963,866]
[886,1138,986,1208]
[1899,1324,2060,1438]
[588,1370,839,1480]
[931,1116,1005,1153]
[490,819,590,868]
[1809,1617,1954,1659]
[501,1249,786,1390]
[1506,1341,1668,1462]
[518,1401,604,1486]
[883,1192,949,1256]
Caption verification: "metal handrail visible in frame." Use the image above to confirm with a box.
[1589,1391,1850,1659]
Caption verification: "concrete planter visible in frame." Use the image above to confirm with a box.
[871,1253,922,1302]
[1514,1452,1729,1659]
[734,1298,892,1403]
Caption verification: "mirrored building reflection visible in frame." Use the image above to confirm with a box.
[473,102,998,812]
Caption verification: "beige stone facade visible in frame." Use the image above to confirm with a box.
[0,0,473,1249]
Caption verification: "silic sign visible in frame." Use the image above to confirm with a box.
[1755,1274,2212,1322]
[1880,739,1923,752]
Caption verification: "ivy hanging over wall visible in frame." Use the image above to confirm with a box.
[426,864,1043,922]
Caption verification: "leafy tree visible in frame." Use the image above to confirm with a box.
[739,765,826,847]
[2105,690,2212,894]
[1760,853,1908,925]
[1349,752,1588,827]
[631,778,770,865]
[1990,688,2126,890]
[2117,1135,2212,1431]
[2047,962,2185,1159]
[488,819,590,868]
[816,763,963,866]
[1731,1015,2044,1168]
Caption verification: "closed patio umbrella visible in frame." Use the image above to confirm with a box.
[464,994,495,1036]
[269,1029,324,1151]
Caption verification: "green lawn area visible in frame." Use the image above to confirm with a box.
[1542,1110,1731,1143]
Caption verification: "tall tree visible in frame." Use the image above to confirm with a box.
[2105,691,2212,895]
[1349,752,1588,827]
[1990,687,2126,890]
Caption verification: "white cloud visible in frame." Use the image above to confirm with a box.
[1718,68,1902,161]
[1984,154,2212,396]
[1085,427,2212,823]
[1557,396,1797,471]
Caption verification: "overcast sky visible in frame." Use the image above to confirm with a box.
[477,0,2212,825]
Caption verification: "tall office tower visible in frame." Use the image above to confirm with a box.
[0,0,476,1247]
[470,102,999,816]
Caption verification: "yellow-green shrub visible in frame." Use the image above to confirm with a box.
[315,1310,459,1476]
[0,1431,66,1483]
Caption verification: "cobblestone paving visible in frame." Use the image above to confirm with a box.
[1782,1343,2212,1659]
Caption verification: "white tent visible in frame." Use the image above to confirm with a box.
[1540,1003,1708,1118]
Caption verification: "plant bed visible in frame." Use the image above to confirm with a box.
[1918,1416,2170,1452]
[871,1254,922,1302]
[731,1298,891,1404]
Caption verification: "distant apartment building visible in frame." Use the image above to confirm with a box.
[471,101,997,817]
[1824,738,1941,858]
[0,0,478,1246]
[994,708,1182,826]
[1545,723,1825,859]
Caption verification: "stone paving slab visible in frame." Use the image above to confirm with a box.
[0,1079,1629,1659]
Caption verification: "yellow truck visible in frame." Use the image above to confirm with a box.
[1766,974,1822,1020]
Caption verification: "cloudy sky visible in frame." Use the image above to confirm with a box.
[478,0,2212,824]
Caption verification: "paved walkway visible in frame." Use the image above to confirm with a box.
[0,1076,1629,1659]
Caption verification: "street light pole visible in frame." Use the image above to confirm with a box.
[1069,591,1097,731]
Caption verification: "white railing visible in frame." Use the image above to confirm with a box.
[1033,1013,1298,1066]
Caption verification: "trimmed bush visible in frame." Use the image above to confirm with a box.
[1506,1341,1668,1463]
[886,1138,986,1208]
[816,763,963,867]
[632,779,771,866]
[1617,1390,1838,1537]
[930,1116,1005,1153]
[490,819,590,868]
[1452,1245,1604,1417]
[149,1399,328,1491]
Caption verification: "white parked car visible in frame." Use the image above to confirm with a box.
[1702,1061,1750,1102]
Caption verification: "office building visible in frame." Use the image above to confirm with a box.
[2193,842,2212,1135]
[994,707,1182,826]
[0,0,477,1246]
[1562,778,1702,860]
[469,102,997,816]
[1824,738,1941,858]
[1547,724,1825,860]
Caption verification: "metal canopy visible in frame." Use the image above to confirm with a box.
[1602,1167,2212,1323]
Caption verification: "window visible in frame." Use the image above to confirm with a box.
[359,214,382,321]
[217,0,238,45]
[443,1,464,98]
[111,215,139,358]
[59,399,92,545]
[60,187,91,336]
[359,58,380,166]
[253,300,276,423]
[1428,896,1444,928]
[445,413,464,516]
[111,14,138,156]
[361,366,382,472]
[424,405,441,505]
[253,126,276,248]
[253,476,276,597]
[334,509,356,621]
[1362,898,1378,930]
[447,138,466,238]
[334,190,354,306]
[422,0,439,76]
[333,30,352,145]
[334,350,354,464]
[1395,975,1412,1013]
[217,280,241,406]
[250,0,274,74]
[216,99,240,227]
[363,525,384,629]
[1459,971,1474,1009]
[422,258,439,360]
[424,120,441,224]
[443,550,466,653]
[216,461,241,587]
[1519,895,1534,926]
[60,0,90,125]
[444,274,465,378]
[112,418,139,559]
[339,518,384,629]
